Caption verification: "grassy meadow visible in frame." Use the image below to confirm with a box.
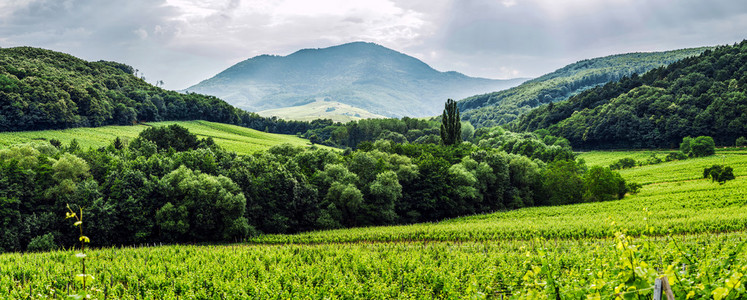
[2,148,746,298]
[0,120,333,155]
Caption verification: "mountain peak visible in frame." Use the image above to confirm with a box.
[187,42,525,118]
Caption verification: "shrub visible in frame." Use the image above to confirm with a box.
[681,136,715,157]
[583,166,626,202]
[643,154,661,165]
[703,165,735,184]
[610,157,636,170]
[625,182,642,194]
[665,152,687,162]
[737,136,747,147]
[27,233,56,252]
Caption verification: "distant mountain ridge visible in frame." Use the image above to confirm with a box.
[185,42,526,118]
[458,47,710,128]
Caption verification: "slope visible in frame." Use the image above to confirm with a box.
[0,120,332,155]
[512,41,747,149]
[185,41,526,119]
[458,47,709,127]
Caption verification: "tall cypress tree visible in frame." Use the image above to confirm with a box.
[440,99,461,145]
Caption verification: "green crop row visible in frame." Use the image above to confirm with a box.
[3,232,747,299]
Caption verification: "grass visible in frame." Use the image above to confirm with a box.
[0,120,336,155]
[576,149,678,167]
[258,100,386,122]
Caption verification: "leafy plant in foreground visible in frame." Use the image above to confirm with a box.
[65,204,93,296]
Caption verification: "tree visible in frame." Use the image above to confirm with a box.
[440,99,462,146]
[689,136,716,157]
[542,160,584,205]
[737,136,747,147]
[703,165,735,184]
[583,166,626,202]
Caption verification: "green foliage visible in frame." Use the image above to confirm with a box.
[737,136,747,147]
[440,99,462,146]
[513,41,747,149]
[0,120,329,155]
[136,124,200,151]
[689,136,716,157]
[704,165,736,184]
[625,182,642,194]
[459,47,709,128]
[665,152,687,162]
[1,150,747,299]
[541,160,584,205]
[26,233,56,252]
[0,124,628,248]
[610,157,636,170]
[583,166,626,202]
[0,47,335,136]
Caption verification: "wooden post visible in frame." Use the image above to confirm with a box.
[654,276,675,300]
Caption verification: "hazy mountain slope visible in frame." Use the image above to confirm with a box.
[185,42,525,118]
[511,41,747,149]
[458,47,710,128]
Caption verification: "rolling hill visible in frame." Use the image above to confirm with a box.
[457,47,710,128]
[512,41,747,149]
[184,42,526,119]
[0,120,331,155]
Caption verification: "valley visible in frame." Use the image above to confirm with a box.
[2,148,744,298]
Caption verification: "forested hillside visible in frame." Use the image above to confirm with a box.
[0,47,328,134]
[0,124,631,252]
[512,41,747,149]
[458,47,709,127]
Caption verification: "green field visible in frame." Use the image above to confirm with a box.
[2,149,746,298]
[0,121,333,155]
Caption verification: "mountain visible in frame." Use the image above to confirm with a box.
[184,42,526,119]
[511,41,747,149]
[0,46,328,135]
[457,47,710,128]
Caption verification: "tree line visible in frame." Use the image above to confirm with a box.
[0,124,632,252]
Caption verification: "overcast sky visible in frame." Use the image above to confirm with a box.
[2,0,746,90]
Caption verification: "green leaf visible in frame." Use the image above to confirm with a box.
[713,287,729,300]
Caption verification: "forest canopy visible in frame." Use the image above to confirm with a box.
[0,125,631,252]
[512,41,747,149]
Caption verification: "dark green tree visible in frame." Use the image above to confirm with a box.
[440,99,462,146]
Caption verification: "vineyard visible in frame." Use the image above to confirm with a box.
[0,120,325,155]
[1,148,746,299]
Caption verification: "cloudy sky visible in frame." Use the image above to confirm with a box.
[1,0,746,90]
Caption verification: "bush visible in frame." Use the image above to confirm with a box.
[625,182,642,194]
[27,233,56,252]
[737,136,747,147]
[610,157,636,170]
[583,166,626,202]
[703,165,735,184]
[643,154,661,165]
[665,152,687,162]
[681,136,715,157]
